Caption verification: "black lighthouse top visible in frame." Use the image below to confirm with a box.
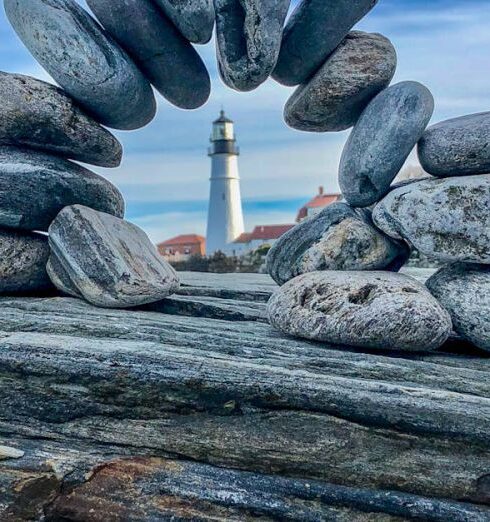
[209,110,239,156]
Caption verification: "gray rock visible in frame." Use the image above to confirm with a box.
[4,0,156,130]
[267,271,452,351]
[266,202,409,285]
[48,205,180,308]
[0,147,124,231]
[284,32,396,132]
[46,255,82,298]
[215,0,290,91]
[372,175,490,264]
[0,71,122,167]
[339,81,434,207]
[426,263,490,351]
[418,112,490,177]
[87,0,210,109]
[273,0,379,86]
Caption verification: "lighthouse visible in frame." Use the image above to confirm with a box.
[206,110,245,255]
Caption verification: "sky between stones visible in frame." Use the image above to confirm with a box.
[1,0,489,242]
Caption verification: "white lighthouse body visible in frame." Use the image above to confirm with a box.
[206,111,245,255]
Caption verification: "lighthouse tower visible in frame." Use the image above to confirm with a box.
[206,110,245,255]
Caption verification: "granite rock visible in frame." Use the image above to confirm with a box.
[46,255,82,298]
[48,205,180,308]
[284,32,396,132]
[273,0,379,86]
[0,147,124,231]
[372,175,490,263]
[215,0,290,91]
[5,0,156,130]
[267,271,452,351]
[87,0,210,109]
[339,81,434,207]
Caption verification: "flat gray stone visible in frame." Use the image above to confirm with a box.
[284,32,396,132]
[372,175,490,264]
[426,263,490,352]
[418,112,490,177]
[266,202,409,286]
[0,147,124,231]
[339,81,434,207]
[273,0,379,86]
[5,0,156,130]
[87,0,210,109]
[215,0,290,91]
[48,205,180,308]
[267,271,452,352]
[0,72,122,168]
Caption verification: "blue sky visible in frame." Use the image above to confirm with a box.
[2,0,490,242]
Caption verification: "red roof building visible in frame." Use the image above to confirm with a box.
[296,186,342,222]
[157,234,206,261]
[235,224,295,244]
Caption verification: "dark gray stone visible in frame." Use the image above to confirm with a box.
[215,0,290,91]
[284,32,396,132]
[339,81,434,207]
[0,71,122,167]
[0,147,124,232]
[49,205,180,308]
[46,255,82,299]
[87,0,210,109]
[268,271,452,352]
[273,0,379,86]
[418,112,490,177]
[4,0,156,130]
[266,202,409,286]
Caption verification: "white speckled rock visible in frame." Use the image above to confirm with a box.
[267,271,452,352]
[373,175,490,264]
[426,263,490,351]
[49,205,180,308]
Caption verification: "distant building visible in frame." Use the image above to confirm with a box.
[296,186,342,222]
[158,234,206,262]
[233,224,295,255]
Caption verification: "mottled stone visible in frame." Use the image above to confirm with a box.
[268,271,452,351]
[266,203,409,285]
[0,72,122,167]
[215,0,290,91]
[273,0,379,86]
[372,175,490,264]
[87,0,210,109]
[49,205,180,308]
[426,263,490,351]
[339,81,434,207]
[5,0,156,130]
[0,147,124,232]
[46,255,82,299]
[284,32,396,132]
[418,112,490,177]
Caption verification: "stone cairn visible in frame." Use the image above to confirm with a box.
[0,0,488,352]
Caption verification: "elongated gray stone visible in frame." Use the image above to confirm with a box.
[4,0,156,130]
[273,0,379,86]
[0,147,124,231]
[418,112,490,177]
[87,0,210,109]
[339,81,434,207]
[49,205,180,308]
[215,0,290,91]
[268,271,452,352]
[285,32,396,132]
[373,175,490,264]
[266,203,409,286]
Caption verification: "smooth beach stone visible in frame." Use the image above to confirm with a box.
[49,205,180,308]
[4,0,156,130]
[339,81,434,207]
[46,255,82,299]
[372,175,490,264]
[0,72,122,168]
[284,32,396,132]
[87,0,210,109]
[418,112,490,177]
[215,0,290,91]
[273,0,379,86]
[267,271,452,352]
[426,263,490,351]
[0,147,124,231]
[266,202,409,286]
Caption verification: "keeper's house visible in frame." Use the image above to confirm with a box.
[158,234,206,262]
